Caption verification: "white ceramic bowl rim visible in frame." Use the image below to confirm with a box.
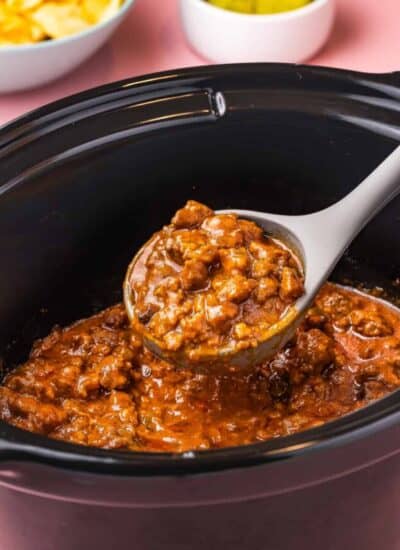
[191,0,331,21]
[0,0,135,53]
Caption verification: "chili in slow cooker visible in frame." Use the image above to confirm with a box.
[0,282,400,452]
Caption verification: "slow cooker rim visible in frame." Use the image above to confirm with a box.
[0,390,399,475]
[1,62,399,144]
[0,63,400,475]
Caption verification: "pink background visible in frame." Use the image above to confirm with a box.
[0,0,399,125]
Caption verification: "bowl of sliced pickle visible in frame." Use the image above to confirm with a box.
[180,0,335,63]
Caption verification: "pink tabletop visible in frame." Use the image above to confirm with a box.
[0,0,399,126]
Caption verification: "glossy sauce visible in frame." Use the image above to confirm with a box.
[127,201,304,364]
[1,283,399,452]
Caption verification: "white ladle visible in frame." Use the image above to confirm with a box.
[125,146,400,368]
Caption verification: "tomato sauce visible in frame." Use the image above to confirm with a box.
[1,283,399,452]
[127,201,304,365]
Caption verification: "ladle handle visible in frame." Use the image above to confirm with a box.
[301,145,400,267]
[290,145,400,297]
[325,145,400,242]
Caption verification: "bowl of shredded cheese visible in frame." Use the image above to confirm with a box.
[0,0,135,92]
[180,0,335,64]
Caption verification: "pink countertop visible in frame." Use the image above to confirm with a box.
[0,0,399,126]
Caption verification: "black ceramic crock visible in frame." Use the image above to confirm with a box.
[0,64,400,550]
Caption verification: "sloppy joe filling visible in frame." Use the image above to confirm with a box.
[127,201,305,363]
[0,283,399,452]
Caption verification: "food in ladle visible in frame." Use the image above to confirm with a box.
[125,201,305,365]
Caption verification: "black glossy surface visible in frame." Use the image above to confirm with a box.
[0,64,399,483]
[1,63,400,550]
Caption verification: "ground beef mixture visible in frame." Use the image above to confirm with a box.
[0,283,399,453]
[125,201,304,365]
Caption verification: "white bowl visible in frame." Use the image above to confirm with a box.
[0,0,135,94]
[180,0,335,64]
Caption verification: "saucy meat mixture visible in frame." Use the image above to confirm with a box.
[0,283,400,452]
[127,201,304,364]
